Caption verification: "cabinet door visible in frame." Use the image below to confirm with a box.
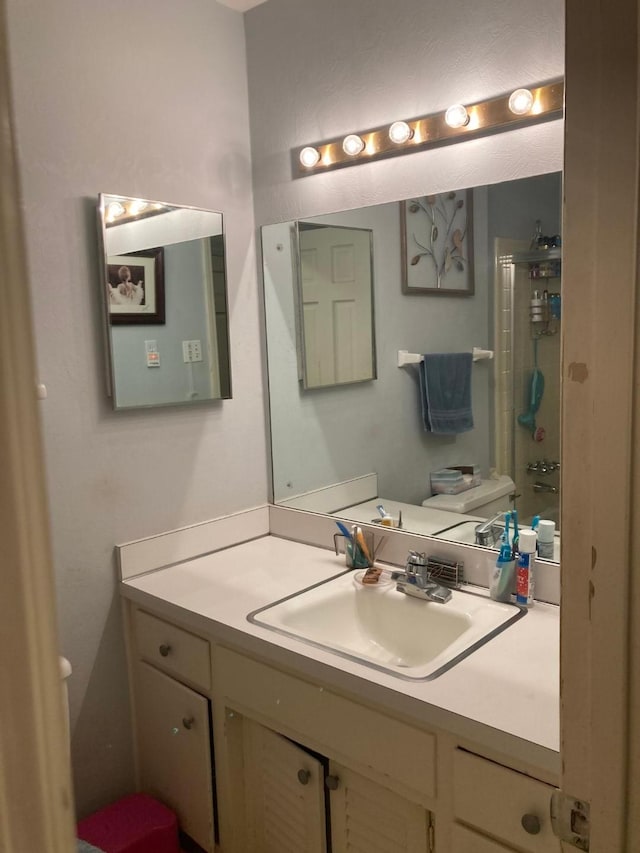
[329,762,430,853]
[451,823,517,852]
[242,719,327,853]
[134,661,215,852]
[453,750,560,853]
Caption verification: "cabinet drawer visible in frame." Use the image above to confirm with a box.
[134,609,211,692]
[453,750,560,852]
[216,646,435,800]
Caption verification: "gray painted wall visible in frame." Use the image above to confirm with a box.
[245,0,565,225]
[6,0,268,817]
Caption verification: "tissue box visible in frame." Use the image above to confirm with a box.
[430,465,481,495]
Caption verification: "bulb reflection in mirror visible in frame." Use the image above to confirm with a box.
[299,146,320,168]
[342,134,365,156]
[508,88,534,116]
[388,121,413,144]
[129,199,148,216]
[445,104,470,128]
[106,201,125,222]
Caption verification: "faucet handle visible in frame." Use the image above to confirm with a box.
[405,551,428,575]
[406,550,427,565]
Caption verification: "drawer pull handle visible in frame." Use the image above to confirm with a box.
[521,813,541,835]
[182,716,195,730]
[158,643,172,657]
[325,775,340,791]
[297,769,311,785]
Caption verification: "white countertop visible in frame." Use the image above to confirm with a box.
[121,535,559,776]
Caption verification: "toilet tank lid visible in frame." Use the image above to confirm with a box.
[421,475,515,513]
[59,656,72,680]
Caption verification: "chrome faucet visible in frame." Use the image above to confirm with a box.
[396,551,452,604]
[527,459,560,475]
[474,512,505,547]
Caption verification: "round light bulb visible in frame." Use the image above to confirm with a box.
[444,104,470,129]
[129,200,148,216]
[508,88,534,116]
[107,201,125,220]
[299,146,321,168]
[342,134,365,156]
[388,121,413,144]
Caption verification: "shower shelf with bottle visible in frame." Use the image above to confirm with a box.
[511,246,561,338]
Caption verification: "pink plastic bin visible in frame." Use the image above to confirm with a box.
[77,793,179,853]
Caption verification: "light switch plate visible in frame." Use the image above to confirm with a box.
[182,340,203,363]
[145,340,160,367]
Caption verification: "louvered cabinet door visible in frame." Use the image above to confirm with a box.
[242,720,327,853]
[328,762,430,853]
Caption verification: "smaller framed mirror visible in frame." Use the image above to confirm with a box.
[97,194,232,410]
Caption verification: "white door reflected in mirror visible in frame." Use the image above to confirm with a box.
[297,223,376,389]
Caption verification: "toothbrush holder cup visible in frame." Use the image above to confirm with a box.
[333,530,377,569]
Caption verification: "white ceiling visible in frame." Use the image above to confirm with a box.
[216,0,269,11]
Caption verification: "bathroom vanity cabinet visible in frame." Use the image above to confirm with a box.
[120,532,560,853]
[124,599,560,853]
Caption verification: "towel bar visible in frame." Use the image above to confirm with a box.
[397,348,493,367]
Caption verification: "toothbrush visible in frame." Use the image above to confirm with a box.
[499,512,512,562]
[511,509,519,559]
[491,512,516,601]
[355,527,372,565]
[335,521,353,541]
[355,527,382,584]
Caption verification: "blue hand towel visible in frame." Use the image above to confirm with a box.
[419,352,474,434]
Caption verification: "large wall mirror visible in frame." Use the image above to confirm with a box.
[262,172,562,563]
[98,193,232,410]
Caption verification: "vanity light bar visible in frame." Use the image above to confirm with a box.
[294,79,564,178]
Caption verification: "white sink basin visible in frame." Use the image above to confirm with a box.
[248,570,524,680]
